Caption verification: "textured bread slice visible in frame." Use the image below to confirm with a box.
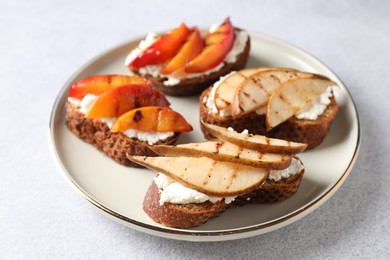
[143,182,229,228]
[200,87,338,149]
[65,102,180,167]
[130,28,250,96]
[233,169,304,205]
[143,168,304,228]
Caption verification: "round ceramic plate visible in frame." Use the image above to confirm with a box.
[49,31,360,242]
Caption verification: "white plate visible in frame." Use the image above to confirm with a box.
[49,31,360,242]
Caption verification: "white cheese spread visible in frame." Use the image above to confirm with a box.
[155,174,236,205]
[123,129,174,145]
[205,71,236,115]
[124,33,159,67]
[124,29,249,86]
[67,94,174,145]
[295,86,336,120]
[268,158,304,181]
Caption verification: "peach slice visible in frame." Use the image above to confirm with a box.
[160,29,204,74]
[130,23,191,68]
[112,106,193,132]
[68,74,151,100]
[185,18,235,73]
[86,85,170,119]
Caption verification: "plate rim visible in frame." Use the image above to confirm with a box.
[48,30,361,241]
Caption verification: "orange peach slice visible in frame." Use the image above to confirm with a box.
[112,106,193,133]
[160,29,204,74]
[130,23,191,68]
[86,85,170,119]
[185,18,235,73]
[68,74,151,100]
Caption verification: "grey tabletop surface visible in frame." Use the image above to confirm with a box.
[1,0,389,259]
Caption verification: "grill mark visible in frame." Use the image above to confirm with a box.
[242,91,257,105]
[203,160,217,186]
[236,146,244,159]
[269,74,281,83]
[216,97,231,107]
[133,110,143,123]
[276,92,293,119]
[214,141,223,154]
[225,171,236,190]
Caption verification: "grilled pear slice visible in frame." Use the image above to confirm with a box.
[213,67,272,111]
[231,69,319,118]
[266,77,337,130]
[151,141,292,170]
[201,121,307,154]
[127,155,269,197]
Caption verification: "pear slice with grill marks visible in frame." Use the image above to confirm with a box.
[127,155,269,197]
[266,77,337,130]
[231,69,321,118]
[201,121,307,154]
[213,67,273,111]
[151,141,292,170]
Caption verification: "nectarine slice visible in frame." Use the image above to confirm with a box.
[86,85,170,119]
[130,23,191,68]
[185,18,235,73]
[161,29,204,74]
[68,74,151,99]
[111,106,193,132]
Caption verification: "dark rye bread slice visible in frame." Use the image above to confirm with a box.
[65,102,180,168]
[143,169,304,228]
[233,169,304,205]
[143,181,228,228]
[199,87,339,150]
[130,28,250,96]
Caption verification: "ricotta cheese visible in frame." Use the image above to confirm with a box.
[155,174,236,205]
[124,33,159,67]
[295,86,336,120]
[67,94,174,145]
[268,158,304,181]
[205,71,236,115]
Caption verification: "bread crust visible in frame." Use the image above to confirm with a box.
[129,28,251,96]
[143,169,304,228]
[199,87,339,149]
[65,102,180,167]
[233,170,304,205]
[143,182,228,228]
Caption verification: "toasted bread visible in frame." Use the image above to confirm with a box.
[143,181,229,228]
[129,28,250,96]
[65,102,180,167]
[200,87,338,149]
[143,168,304,228]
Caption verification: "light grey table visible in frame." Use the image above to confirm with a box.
[1,0,389,259]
